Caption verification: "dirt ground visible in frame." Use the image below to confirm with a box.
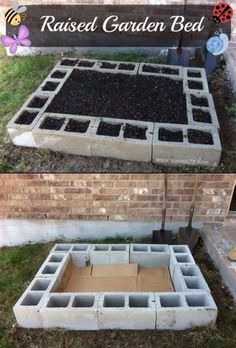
[1,239,236,348]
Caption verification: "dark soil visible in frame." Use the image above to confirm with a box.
[188,129,213,145]
[46,70,187,124]
[193,109,212,123]
[50,71,67,79]
[159,128,183,142]
[188,81,203,90]
[143,65,161,73]
[187,71,201,78]
[64,119,90,133]
[191,95,209,107]
[40,117,65,131]
[118,63,135,71]
[15,111,38,125]
[100,62,116,69]
[143,65,178,75]
[28,97,48,108]
[60,59,78,66]
[97,121,121,137]
[162,67,178,75]
[123,124,147,140]
[42,81,59,91]
[78,60,95,68]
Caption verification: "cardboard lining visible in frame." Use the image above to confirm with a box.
[55,258,174,293]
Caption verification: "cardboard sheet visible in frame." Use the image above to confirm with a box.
[56,259,174,293]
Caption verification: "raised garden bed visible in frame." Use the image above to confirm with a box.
[13,243,217,331]
[7,59,221,166]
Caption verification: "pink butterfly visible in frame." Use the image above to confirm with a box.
[1,25,31,54]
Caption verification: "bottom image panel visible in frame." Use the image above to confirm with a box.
[0,173,235,347]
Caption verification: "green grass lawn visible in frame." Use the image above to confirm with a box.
[0,238,236,348]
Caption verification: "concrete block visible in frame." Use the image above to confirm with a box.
[55,58,78,70]
[75,59,98,70]
[155,292,217,330]
[98,292,156,330]
[138,63,183,81]
[169,246,195,278]
[32,113,96,156]
[186,91,219,129]
[90,117,154,162]
[90,244,129,264]
[13,291,45,328]
[183,67,209,94]
[95,60,139,75]
[35,253,69,282]
[51,244,73,253]
[152,123,222,167]
[7,93,54,147]
[130,244,170,268]
[70,244,92,266]
[40,293,100,330]
[172,264,211,293]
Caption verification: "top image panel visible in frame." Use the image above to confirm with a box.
[0,1,235,172]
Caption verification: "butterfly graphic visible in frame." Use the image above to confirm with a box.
[0,25,31,54]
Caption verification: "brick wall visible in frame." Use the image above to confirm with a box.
[0,174,235,224]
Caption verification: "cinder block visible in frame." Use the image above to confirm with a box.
[183,67,209,94]
[54,58,78,70]
[98,293,156,330]
[152,123,222,167]
[130,244,170,268]
[70,244,92,266]
[40,293,100,330]
[186,91,219,129]
[35,253,69,282]
[90,244,129,264]
[94,60,139,75]
[32,113,96,156]
[169,245,195,278]
[75,59,98,71]
[50,244,73,253]
[90,117,154,162]
[138,63,183,80]
[13,291,46,328]
[172,264,210,292]
[155,292,217,330]
[7,93,54,147]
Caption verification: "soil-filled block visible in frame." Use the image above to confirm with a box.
[98,293,156,330]
[95,60,139,75]
[155,292,217,330]
[152,124,222,167]
[139,63,183,81]
[130,244,170,267]
[40,293,100,330]
[90,118,153,162]
[90,244,129,264]
[7,93,54,147]
[183,68,209,94]
[33,113,96,156]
